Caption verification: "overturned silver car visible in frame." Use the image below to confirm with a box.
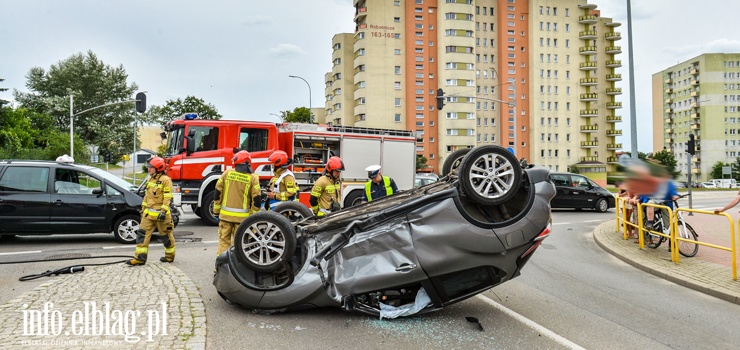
[213,145,555,317]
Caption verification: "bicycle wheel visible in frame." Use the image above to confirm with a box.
[676,220,699,258]
[644,217,663,249]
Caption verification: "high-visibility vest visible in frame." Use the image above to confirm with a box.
[365,176,393,202]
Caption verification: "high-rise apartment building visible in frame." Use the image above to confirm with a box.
[653,53,740,183]
[325,0,622,174]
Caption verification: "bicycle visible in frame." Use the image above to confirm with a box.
[642,194,699,257]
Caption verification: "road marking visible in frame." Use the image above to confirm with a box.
[583,219,602,223]
[102,246,130,250]
[0,250,43,256]
[476,294,586,350]
[553,222,571,225]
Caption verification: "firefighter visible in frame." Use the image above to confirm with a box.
[361,165,398,203]
[310,156,344,216]
[265,150,299,210]
[127,156,176,265]
[213,150,262,256]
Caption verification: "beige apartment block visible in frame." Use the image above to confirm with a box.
[331,0,622,174]
[653,53,740,183]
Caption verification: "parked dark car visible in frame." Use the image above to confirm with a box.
[549,172,615,212]
[0,160,146,243]
[214,145,555,317]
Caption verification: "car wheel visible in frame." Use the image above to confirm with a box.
[458,145,522,206]
[441,148,471,176]
[273,201,313,223]
[113,214,140,244]
[234,211,297,273]
[343,189,364,207]
[595,198,609,213]
[201,191,219,226]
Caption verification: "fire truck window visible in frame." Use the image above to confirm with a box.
[192,126,219,152]
[239,128,269,152]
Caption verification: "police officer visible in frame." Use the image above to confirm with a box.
[127,156,176,265]
[361,164,398,203]
[213,151,262,256]
[266,150,299,210]
[310,156,344,216]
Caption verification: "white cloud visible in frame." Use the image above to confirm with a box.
[267,44,307,58]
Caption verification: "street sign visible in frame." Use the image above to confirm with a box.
[722,166,732,175]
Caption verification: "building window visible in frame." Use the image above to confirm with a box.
[395,98,401,106]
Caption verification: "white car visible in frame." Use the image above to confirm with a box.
[700,182,717,188]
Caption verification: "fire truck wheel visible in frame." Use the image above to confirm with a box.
[343,190,364,208]
[201,191,219,226]
[234,211,296,273]
[458,145,522,206]
[192,204,202,218]
[441,148,471,177]
[273,201,313,223]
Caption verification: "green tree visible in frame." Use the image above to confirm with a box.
[416,155,428,171]
[13,51,138,160]
[282,107,311,123]
[647,149,680,178]
[0,106,89,161]
[732,157,740,181]
[710,161,728,179]
[0,78,9,107]
[142,95,222,126]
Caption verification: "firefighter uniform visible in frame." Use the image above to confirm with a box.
[128,172,176,265]
[267,167,299,209]
[214,169,261,256]
[310,174,341,216]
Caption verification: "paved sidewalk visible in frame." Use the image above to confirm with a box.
[0,263,206,349]
[594,221,740,305]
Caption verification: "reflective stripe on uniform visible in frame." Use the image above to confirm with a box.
[164,246,175,254]
[135,246,148,254]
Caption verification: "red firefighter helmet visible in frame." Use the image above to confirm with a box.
[325,156,345,172]
[268,150,290,168]
[147,157,166,172]
[232,151,252,165]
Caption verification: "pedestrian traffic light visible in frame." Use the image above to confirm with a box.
[104,151,112,163]
[687,133,696,155]
[436,88,445,110]
[135,92,147,113]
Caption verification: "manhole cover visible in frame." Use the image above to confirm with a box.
[173,231,194,237]
[175,237,202,243]
[46,253,92,260]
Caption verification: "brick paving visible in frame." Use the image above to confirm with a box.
[0,263,206,350]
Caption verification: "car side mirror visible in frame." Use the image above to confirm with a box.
[92,188,104,196]
[185,136,195,156]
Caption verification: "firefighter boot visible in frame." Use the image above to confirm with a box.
[160,229,176,263]
[126,229,149,265]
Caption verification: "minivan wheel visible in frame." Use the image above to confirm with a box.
[113,214,140,244]
[595,198,609,213]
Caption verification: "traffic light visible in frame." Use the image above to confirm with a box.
[135,92,147,113]
[104,151,112,163]
[436,88,445,110]
[687,133,696,155]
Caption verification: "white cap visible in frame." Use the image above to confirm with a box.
[56,154,74,163]
[365,165,381,179]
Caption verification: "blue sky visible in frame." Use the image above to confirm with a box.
[2,0,740,153]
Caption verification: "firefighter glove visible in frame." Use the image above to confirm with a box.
[330,200,341,212]
[157,212,167,222]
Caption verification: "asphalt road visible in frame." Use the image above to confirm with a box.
[2,197,740,349]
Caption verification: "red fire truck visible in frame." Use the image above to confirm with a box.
[162,114,417,225]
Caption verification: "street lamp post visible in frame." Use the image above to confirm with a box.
[68,95,143,160]
[289,75,312,123]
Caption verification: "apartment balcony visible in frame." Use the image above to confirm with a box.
[692,168,701,175]
[581,141,599,148]
[691,102,698,108]
[579,4,598,10]
[580,93,598,101]
[665,116,672,123]
[605,32,622,40]
[606,102,622,109]
[605,46,622,54]
[579,46,597,55]
[690,68,698,75]
[691,91,698,97]
[665,77,672,84]
[691,80,699,86]
[665,138,673,143]
[580,156,599,162]
[580,77,598,86]
[691,124,700,130]
[691,112,699,120]
[606,88,622,95]
[606,74,622,81]
[580,109,598,117]
[578,15,598,23]
[665,108,673,113]
[607,115,622,123]
[692,156,699,162]
[580,125,599,133]
[606,143,622,150]
[665,128,673,134]
[579,62,598,70]
[606,129,622,136]
[605,60,622,68]
[354,7,367,21]
[607,156,620,164]
[579,30,598,39]
[665,98,673,104]
[665,88,673,94]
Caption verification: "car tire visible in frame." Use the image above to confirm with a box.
[113,214,140,244]
[458,145,522,206]
[234,211,296,273]
[595,198,609,213]
[441,148,471,177]
[201,191,219,226]
[273,201,313,223]
[343,189,364,208]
